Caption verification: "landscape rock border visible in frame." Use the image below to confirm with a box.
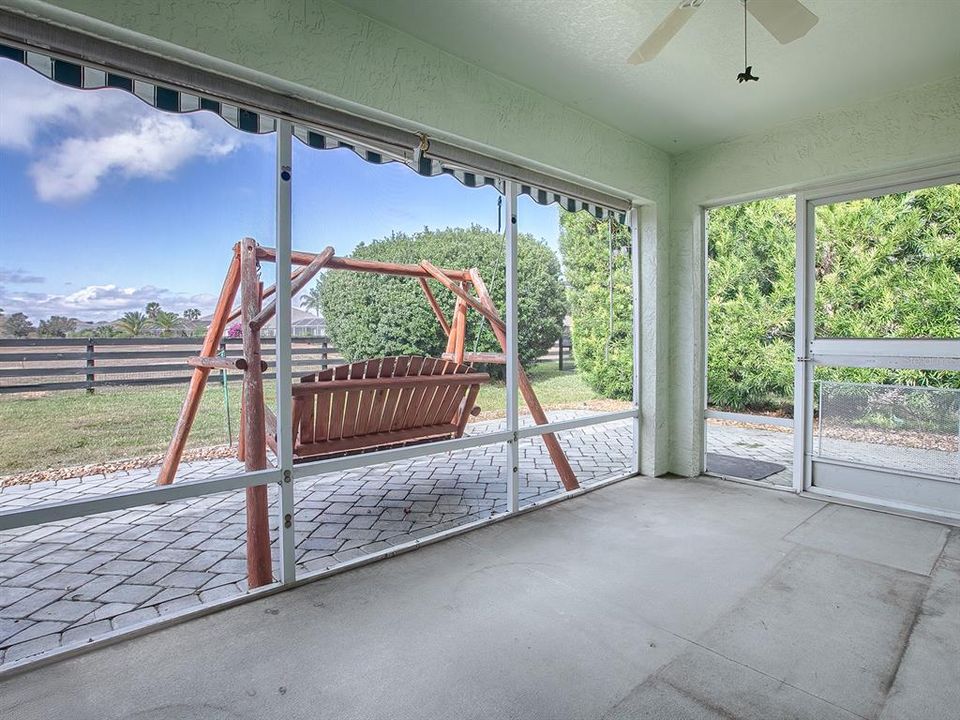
[0,445,238,489]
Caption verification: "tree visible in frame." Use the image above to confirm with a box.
[300,284,323,317]
[115,311,148,337]
[557,212,634,400]
[317,226,566,371]
[5,312,33,338]
[144,302,162,319]
[38,315,78,338]
[90,324,121,338]
[182,308,201,321]
[150,310,183,337]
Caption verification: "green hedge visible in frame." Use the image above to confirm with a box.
[315,226,566,372]
[708,185,960,412]
[707,198,796,411]
[558,211,633,400]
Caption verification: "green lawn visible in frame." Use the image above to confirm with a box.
[0,364,619,476]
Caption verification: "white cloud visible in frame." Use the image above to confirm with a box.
[0,283,216,323]
[29,114,239,202]
[0,60,243,202]
[0,65,106,150]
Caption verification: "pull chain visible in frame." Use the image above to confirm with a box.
[737,1,759,83]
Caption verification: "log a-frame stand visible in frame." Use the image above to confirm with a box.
[157,238,578,587]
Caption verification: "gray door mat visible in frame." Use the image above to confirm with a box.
[705,452,786,481]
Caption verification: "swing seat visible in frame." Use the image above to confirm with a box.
[277,356,488,461]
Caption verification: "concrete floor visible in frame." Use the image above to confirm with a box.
[1,475,957,720]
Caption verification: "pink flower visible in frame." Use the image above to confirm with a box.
[226,322,242,339]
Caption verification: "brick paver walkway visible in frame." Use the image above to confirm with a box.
[706,418,959,487]
[0,412,632,666]
[705,421,794,488]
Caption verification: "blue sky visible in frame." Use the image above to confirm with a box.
[0,59,561,322]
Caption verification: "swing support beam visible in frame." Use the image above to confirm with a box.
[157,240,579,588]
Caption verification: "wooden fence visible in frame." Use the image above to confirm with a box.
[0,336,572,394]
[0,337,338,394]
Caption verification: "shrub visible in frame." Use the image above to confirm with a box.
[316,226,566,372]
[558,211,633,400]
[707,186,960,413]
[706,197,796,411]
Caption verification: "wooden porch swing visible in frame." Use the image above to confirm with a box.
[156,237,578,587]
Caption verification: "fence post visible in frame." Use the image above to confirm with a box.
[85,339,96,394]
[558,334,564,371]
[321,339,328,371]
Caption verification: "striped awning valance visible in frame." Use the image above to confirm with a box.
[0,43,277,134]
[412,153,625,221]
[0,41,628,223]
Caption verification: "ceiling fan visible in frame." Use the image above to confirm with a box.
[627,0,819,65]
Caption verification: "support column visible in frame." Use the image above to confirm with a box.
[504,180,520,513]
[275,119,297,583]
[630,206,642,476]
[793,194,815,493]
[638,203,667,477]
[239,237,272,588]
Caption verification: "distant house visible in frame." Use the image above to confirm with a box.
[204,306,326,338]
[272,307,327,338]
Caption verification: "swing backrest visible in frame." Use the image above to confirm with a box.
[289,356,488,460]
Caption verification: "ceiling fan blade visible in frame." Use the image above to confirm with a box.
[746,0,819,44]
[628,0,705,64]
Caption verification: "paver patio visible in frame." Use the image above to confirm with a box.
[0,411,632,666]
[705,420,794,488]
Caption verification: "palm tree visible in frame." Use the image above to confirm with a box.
[182,308,201,321]
[116,311,148,337]
[300,283,323,317]
[150,310,183,337]
[144,302,162,319]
